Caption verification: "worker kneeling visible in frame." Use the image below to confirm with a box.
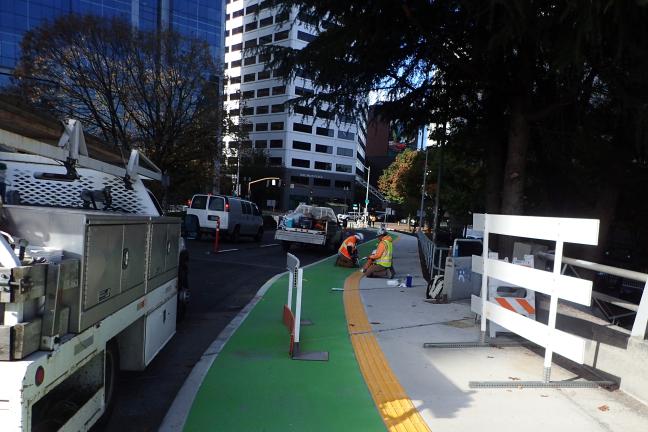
[336,232,364,267]
[362,228,394,278]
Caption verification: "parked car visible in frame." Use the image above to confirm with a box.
[185,194,264,242]
[337,211,362,222]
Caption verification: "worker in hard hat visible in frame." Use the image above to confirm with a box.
[362,228,394,278]
[335,232,364,267]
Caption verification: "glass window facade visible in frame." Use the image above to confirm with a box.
[0,0,225,75]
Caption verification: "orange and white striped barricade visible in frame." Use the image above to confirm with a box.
[488,255,536,338]
[283,253,328,361]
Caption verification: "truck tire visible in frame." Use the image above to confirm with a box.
[95,339,119,429]
[232,225,241,243]
[184,215,200,240]
[177,249,189,322]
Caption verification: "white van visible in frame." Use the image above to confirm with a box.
[186,194,264,241]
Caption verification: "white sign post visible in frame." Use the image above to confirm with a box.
[283,253,328,361]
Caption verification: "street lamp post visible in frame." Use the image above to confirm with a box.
[247,176,281,198]
[364,165,371,223]
[431,123,445,243]
[418,145,429,231]
[234,146,241,196]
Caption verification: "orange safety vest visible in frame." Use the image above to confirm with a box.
[338,235,358,259]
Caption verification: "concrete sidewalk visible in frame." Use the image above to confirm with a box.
[361,234,648,432]
[162,231,648,432]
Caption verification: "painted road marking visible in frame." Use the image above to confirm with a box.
[344,270,431,432]
[217,248,239,253]
[259,243,279,248]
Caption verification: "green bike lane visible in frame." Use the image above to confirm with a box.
[183,239,388,431]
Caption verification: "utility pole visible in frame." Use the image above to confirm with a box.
[431,123,445,243]
[234,148,241,196]
[418,145,429,231]
[364,165,371,223]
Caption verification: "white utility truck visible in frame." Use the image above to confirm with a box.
[0,120,186,431]
[275,204,342,252]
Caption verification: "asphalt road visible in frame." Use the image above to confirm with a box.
[103,228,374,432]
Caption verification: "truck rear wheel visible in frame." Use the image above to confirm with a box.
[95,340,119,429]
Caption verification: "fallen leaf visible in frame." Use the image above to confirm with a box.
[508,377,521,381]
[540,395,549,398]
[598,405,609,412]
[487,356,495,359]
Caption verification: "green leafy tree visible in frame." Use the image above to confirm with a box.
[378,149,422,215]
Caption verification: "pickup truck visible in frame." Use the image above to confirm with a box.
[275,204,343,252]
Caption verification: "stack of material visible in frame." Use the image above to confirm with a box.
[281,205,337,230]
[293,204,337,222]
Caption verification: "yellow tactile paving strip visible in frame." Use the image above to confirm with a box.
[344,271,432,432]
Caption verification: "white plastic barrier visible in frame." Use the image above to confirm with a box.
[282,253,328,361]
[471,213,599,381]
[284,253,304,356]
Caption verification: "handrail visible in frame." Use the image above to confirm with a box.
[538,251,648,282]
[537,251,648,339]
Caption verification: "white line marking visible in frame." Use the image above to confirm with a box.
[260,243,279,248]
[218,248,239,253]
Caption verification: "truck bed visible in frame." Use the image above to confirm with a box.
[275,227,327,245]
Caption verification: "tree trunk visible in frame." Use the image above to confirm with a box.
[584,185,619,264]
[485,137,504,214]
[498,97,530,258]
[501,97,530,215]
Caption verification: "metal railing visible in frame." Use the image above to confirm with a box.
[417,231,450,280]
[538,251,648,341]
[354,175,387,203]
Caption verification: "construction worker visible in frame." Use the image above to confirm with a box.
[362,228,394,278]
[336,232,364,267]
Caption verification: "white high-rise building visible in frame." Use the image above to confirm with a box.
[223,0,367,211]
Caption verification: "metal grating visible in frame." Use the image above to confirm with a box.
[7,166,146,214]
[469,380,616,389]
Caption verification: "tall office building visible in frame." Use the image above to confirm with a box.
[224,0,367,211]
[0,0,225,76]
